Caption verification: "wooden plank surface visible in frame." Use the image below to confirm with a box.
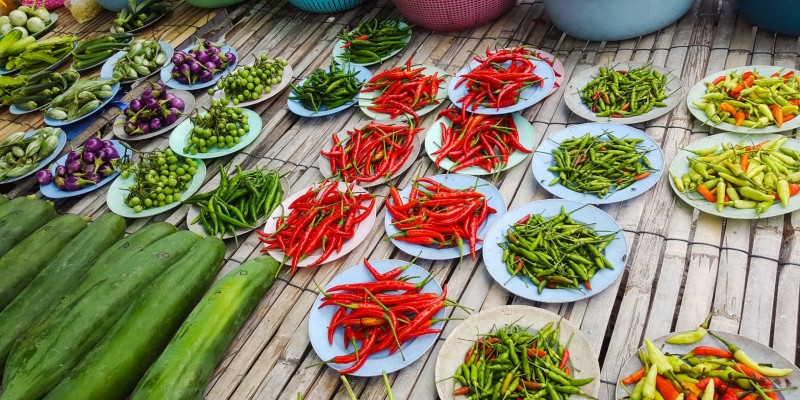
[2,0,799,399]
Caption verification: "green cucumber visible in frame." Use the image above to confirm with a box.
[131,256,279,400]
[0,214,87,310]
[0,198,56,259]
[45,237,226,400]
[0,213,125,370]
[1,231,200,400]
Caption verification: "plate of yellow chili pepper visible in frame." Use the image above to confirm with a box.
[616,329,797,400]
[669,133,800,219]
[686,65,800,134]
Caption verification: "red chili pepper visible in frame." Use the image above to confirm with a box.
[692,346,733,358]
[559,349,570,370]
[712,75,726,85]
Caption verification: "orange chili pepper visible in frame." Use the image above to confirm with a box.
[655,375,682,400]
[697,185,718,203]
[620,102,631,111]
[735,110,746,127]
[620,366,646,385]
[634,171,652,180]
[784,113,796,122]
[770,104,784,127]
[740,152,749,171]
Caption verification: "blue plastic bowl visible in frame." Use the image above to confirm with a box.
[543,0,693,41]
[738,0,800,36]
[288,0,365,13]
[96,0,132,12]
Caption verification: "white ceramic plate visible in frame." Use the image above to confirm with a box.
[482,199,628,303]
[168,108,262,159]
[357,65,449,122]
[0,128,66,185]
[287,64,372,117]
[212,63,293,108]
[424,113,536,175]
[100,41,173,84]
[435,305,601,400]
[564,62,684,125]
[331,22,411,67]
[531,123,664,204]
[112,89,195,141]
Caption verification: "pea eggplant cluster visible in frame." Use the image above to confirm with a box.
[185,102,249,154]
[120,148,198,213]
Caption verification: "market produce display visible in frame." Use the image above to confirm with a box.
[0,34,76,74]
[320,121,421,185]
[385,176,498,260]
[431,107,531,173]
[314,260,448,375]
[106,39,169,82]
[112,0,170,33]
[71,33,133,71]
[183,164,284,238]
[334,18,411,65]
[579,64,669,118]
[289,61,364,113]
[183,102,249,154]
[0,127,62,182]
[38,135,121,191]
[6,69,79,112]
[690,68,800,129]
[120,82,187,136]
[44,78,117,123]
[359,59,446,125]
[118,147,199,212]
[168,39,236,86]
[211,54,289,105]
[0,6,55,38]
[258,180,376,273]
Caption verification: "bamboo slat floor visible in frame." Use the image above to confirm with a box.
[2,0,799,399]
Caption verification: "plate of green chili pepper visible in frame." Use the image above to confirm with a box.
[565,62,683,125]
[531,123,664,204]
[482,199,628,303]
[668,132,800,219]
[287,64,372,117]
[332,19,412,67]
[686,65,800,134]
[435,305,600,400]
[615,330,798,400]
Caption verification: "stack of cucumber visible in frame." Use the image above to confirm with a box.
[3,69,80,111]
[0,195,280,400]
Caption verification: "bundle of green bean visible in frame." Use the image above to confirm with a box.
[579,64,669,118]
[183,165,283,238]
[336,18,411,64]
[452,323,595,399]
[548,132,657,198]
[502,207,615,293]
[289,61,361,112]
[71,33,134,70]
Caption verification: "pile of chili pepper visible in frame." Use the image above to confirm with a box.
[454,46,545,111]
[452,323,595,399]
[619,331,794,400]
[502,207,616,294]
[320,121,421,184]
[318,259,454,374]
[548,131,658,198]
[361,58,445,126]
[385,177,497,260]
[691,69,800,128]
[675,136,800,215]
[257,180,375,273]
[433,107,531,173]
[580,64,669,118]
[289,60,362,112]
[337,18,412,64]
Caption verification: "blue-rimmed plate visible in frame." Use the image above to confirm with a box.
[308,260,444,377]
[385,174,507,260]
[160,43,238,91]
[531,123,664,204]
[106,158,206,218]
[40,140,128,199]
[100,41,173,83]
[43,81,120,127]
[0,128,66,185]
[331,22,411,67]
[482,199,628,303]
[424,113,536,175]
[168,108,262,159]
[32,14,58,38]
[448,56,555,115]
[10,70,81,115]
[357,64,449,121]
[287,64,372,117]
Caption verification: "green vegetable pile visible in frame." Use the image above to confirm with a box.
[112,0,170,33]
[580,64,669,118]
[0,75,28,104]
[336,18,411,64]
[45,78,116,121]
[185,103,250,154]
[211,54,288,105]
[4,70,80,111]
[71,33,134,71]
[1,35,76,75]
[289,60,361,112]
[184,164,283,238]
[120,148,198,213]
[0,6,53,38]
[0,128,61,181]
[111,39,168,82]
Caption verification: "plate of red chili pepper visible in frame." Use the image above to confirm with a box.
[615,330,797,400]
[482,199,628,303]
[259,180,376,273]
[384,174,507,260]
[686,65,800,134]
[318,120,423,187]
[448,46,555,115]
[424,109,535,175]
[435,305,600,400]
[309,259,447,376]
[531,123,664,204]
[358,62,448,126]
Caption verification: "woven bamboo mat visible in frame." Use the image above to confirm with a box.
[3,0,799,399]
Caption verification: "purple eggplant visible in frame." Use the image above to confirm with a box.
[164,93,177,101]
[202,61,216,72]
[85,172,102,183]
[66,150,81,163]
[168,97,185,111]
[176,75,189,84]
[197,50,209,64]
[189,61,202,76]
[130,98,143,112]
[150,117,163,131]
[141,89,154,102]
[82,151,95,164]
[36,169,53,185]
[84,137,104,153]
[172,53,186,65]
[66,160,83,174]
[138,122,151,134]
[144,98,160,111]
[224,52,236,65]
[198,70,213,83]
[54,176,66,190]
[98,163,115,177]
[102,140,115,149]
[207,46,219,54]
[63,176,95,191]
[55,164,67,177]
[124,122,136,134]
[209,54,221,66]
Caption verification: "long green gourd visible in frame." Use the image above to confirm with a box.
[0,197,56,259]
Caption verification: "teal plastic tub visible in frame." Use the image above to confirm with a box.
[288,0,365,13]
[738,0,800,36]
